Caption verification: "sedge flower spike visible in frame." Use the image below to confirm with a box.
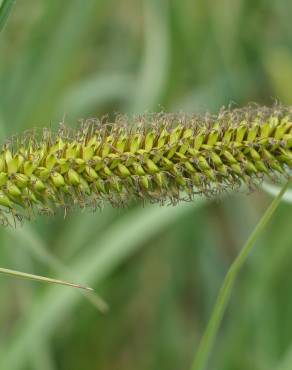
[0,105,291,225]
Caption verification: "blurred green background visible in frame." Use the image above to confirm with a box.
[0,1,292,369]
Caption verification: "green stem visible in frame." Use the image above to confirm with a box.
[191,180,290,370]
[0,0,16,32]
[0,267,93,291]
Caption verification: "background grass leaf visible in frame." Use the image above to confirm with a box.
[0,0,15,32]
[0,199,205,370]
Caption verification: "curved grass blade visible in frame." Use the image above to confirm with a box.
[191,181,290,370]
[0,266,93,291]
[0,0,16,32]
[130,0,170,112]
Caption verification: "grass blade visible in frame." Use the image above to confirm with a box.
[0,266,93,291]
[262,181,292,204]
[0,0,15,32]
[130,0,170,112]
[191,181,290,370]
[30,340,56,370]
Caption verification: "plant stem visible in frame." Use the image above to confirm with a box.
[0,0,16,32]
[191,180,290,370]
[0,267,93,291]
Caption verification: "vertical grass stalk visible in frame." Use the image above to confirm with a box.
[0,0,16,32]
[191,180,290,370]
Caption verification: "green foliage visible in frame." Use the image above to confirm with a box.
[1,1,292,370]
[0,0,15,32]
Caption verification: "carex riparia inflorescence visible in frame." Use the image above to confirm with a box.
[0,105,291,224]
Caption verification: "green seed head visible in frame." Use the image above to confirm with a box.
[1,105,292,225]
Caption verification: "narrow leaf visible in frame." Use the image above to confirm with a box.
[0,267,93,291]
[191,181,289,370]
[0,0,16,32]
